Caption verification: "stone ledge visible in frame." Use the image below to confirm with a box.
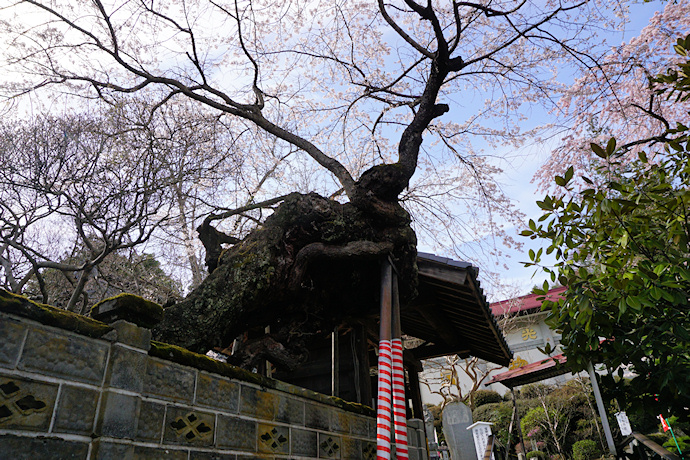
[148,341,375,417]
[91,294,163,328]
[0,289,112,339]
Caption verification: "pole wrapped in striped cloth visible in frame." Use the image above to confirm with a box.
[391,337,409,460]
[376,339,393,460]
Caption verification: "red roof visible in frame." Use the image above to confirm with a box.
[486,353,569,388]
[490,286,567,316]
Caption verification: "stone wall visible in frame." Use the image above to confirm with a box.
[0,300,428,460]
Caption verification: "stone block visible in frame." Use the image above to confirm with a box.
[142,357,195,403]
[406,425,418,447]
[368,416,377,439]
[362,441,376,460]
[339,436,362,459]
[91,294,163,328]
[91,440,133,460]
[93,442,189,460]
[96,390,140,439]
[239,385,276,421]
[196,372,239,413]
[408,447,421,460]
[275,395,304,425]
[105,344,148,392]
[257,423,290,455]
[350,415,369,437]
[53,384,99,435]
[0,434,89,460]
[133,445,188,460]
[290,428,318,458]
[18,327,108,385]
[330,410,352,434]
[0,375,58,431]
[318,433,342,459]
[190,451,237,460]
[164,406,215,446]
[0,317,26,368]
[109,320,152,350]
[305,402,330,431]
[135,399,166,442]
[216,414,256,451]
[408,418,424,430]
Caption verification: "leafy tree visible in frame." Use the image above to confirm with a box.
[572,439,601,460]
[524,35,690,420]
[476,380,603,457]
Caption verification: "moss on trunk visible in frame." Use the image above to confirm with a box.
[152,192,417,366]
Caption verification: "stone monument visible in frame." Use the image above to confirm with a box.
[442,401,475,460]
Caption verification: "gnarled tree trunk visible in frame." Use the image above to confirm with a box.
[152,180,418,370]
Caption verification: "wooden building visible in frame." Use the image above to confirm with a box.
[273,252,512,418]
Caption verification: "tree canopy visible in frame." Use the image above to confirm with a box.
[0,0,674,369]
[524,35,690,420]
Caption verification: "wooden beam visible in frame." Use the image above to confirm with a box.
[379,260,393,342]
[408,369,424,420]
[409,343,471,361]
[413,302,469,351]
[351,324,372,406]
[417,260,468,286]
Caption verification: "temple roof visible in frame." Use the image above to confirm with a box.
[486,353,569,388]
[401,253,512,367]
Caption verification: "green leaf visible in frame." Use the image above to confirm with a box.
[564,166,574,183]
[606,137,617,155]
[626,296,642,312]
[591,143,608,158]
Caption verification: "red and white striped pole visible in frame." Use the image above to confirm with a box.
[391,272,409,460]
[377,261,394,460]
[377,258,409,460]
[376,338,393,460]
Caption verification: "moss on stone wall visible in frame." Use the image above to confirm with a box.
[91,293,164,328]
[148,340,375,417]
[0,289,112,338]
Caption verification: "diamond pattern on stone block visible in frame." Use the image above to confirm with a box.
[171,412,213,442]
[259,426,288,452]
[0,380,48,423]
[363,442,376,460]
[320,436,341,458]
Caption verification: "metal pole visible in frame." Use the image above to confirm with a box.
[512,388,526,457]
[587,361,617,456]
[331,325,339,397]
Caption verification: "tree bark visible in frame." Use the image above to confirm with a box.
[152,191,418,369]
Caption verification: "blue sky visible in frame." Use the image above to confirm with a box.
[447,1,668,301]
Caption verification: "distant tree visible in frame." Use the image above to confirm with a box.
[524,35,690,421]
[26,247,182,311]
[421,354,501,409]
[0,112,175,312]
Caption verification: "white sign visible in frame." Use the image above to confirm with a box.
[467,422,494,460]
[615,411,632,437]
